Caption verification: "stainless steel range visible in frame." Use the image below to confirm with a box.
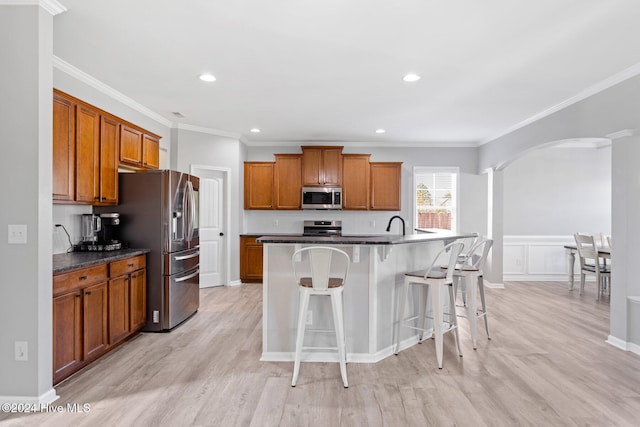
[302,220,342,236]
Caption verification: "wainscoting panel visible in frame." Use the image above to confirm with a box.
[504,236,577,281]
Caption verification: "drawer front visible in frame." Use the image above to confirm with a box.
[54,264,108,296]
[110,255,146,278]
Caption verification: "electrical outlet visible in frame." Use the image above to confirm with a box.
[8,225,27,244]
[15,341,28,361]
[306,310,313,325]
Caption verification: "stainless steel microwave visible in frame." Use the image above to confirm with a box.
[301,187,342,210]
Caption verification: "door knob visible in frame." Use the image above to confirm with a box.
[219,232,225,236]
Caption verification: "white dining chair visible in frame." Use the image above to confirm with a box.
[574,233,611,301]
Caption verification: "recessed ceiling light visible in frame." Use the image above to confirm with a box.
[250,128,261,133]
[199,73,216,82]
[375,129,386,134]
[402,73,421,82]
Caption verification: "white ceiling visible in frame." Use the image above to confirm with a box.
[52,0,640,146]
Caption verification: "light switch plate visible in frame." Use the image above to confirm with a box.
[8,225,27,244]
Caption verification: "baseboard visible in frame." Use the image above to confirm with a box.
[606,335,640,356]
[227,280,243,287]
[484,280,504,289]
[0,388,58,405]
[259,337,423,364]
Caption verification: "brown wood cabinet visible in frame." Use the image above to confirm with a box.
[142,134,160,169]
[240,236,263,283]
[342,154,371,210]
[53,254,147,384]
[301,146,343,187]
[98,116,120,204]
[53,89,160,205]
[370,162,403,210]
[52,94,75,201]
[274,154,302,209]
[53,263,108,383]
[74,104,101,204]
[244,162,274,209]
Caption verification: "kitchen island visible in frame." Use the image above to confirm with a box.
[257,229,476,363]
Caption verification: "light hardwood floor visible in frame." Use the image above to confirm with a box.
[2,281,639,426]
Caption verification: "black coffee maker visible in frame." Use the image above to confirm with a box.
[97,213,122,249]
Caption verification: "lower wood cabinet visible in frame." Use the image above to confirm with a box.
[240,236,264,283]
[53,254,146,384]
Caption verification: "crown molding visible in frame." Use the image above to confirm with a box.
[606,129,639,140]
[241,139,478,148]
[173,123,241,140]
[0,0,66,14]
[480,61,640,146]
[53,56,173,128]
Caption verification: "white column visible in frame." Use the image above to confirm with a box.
[485,168,504,287]
[608,130,640,353]
[0,2,65,404]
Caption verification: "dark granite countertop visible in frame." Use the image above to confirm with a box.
[53,249,151,274]
[257,229,476,245]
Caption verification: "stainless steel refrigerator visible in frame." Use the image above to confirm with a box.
[96,170,199,331]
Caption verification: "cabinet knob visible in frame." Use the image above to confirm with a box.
[85,291,92,295]
[131,274,137,279]
[75,294,82,299]
[128,263,135,268]
[80,275,87,280]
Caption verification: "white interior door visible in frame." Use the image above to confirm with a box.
[198,175,224,287]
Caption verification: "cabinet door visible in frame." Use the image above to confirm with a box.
[53,290,82,382]
[52,94,75,201]
[321,148,343,186]
[342,154,370,210]
[240,237,263,282]
[301,147,323,186]
[99,116,120,205]
[244,162,274,209]
[142,135,160,169]
[83,281,108,360]
[108,275,130,345]
[370,162,402,210]
[119,125,143,166]
[274,155,302,209]
[129,268,147,331]
[75,105,100,203]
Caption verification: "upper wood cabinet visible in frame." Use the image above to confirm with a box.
[274,154,302,209]
[119,126,160,169]
[342,154,371,210]
[370,162,402,211]
[119,125,143,167]
[98,116,120,205]
[142,134,160,169]
[52,89,161,205]
[52,94,75,202]
[74,104,101,204]
[244,162,274,209]
[301,146,343,187]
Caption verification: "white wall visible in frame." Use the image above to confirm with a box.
[503,146,611,235]
[0,4,55,403]
[172,129,243,283]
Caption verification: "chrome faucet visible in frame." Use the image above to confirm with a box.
[386,215,406,236]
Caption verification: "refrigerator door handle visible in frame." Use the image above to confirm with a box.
[174,268,199,283]
[174,250,200,261]
[186,180,196,242]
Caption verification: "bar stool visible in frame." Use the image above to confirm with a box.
[291,246,350,388]
[394,241,465,369]
[448,238,493,349]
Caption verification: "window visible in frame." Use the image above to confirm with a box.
[414,167,458,231]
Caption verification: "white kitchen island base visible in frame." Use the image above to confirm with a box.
[259,230,475,363]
